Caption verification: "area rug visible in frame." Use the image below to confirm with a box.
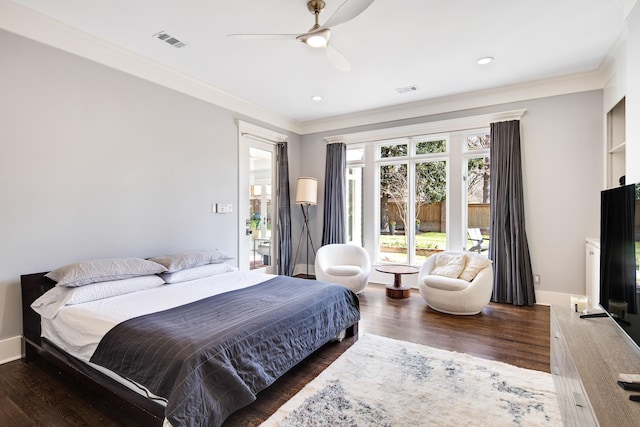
[261,334,561,426]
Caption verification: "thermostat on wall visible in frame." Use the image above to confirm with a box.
[215,203,233,213]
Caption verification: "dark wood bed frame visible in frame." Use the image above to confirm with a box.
[20,271,358,425]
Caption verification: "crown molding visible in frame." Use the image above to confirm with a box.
[0,0,611,137]
[300,71,605,135]
[0,0,303,134]
[623,0,638,20]
[325,109,527,145]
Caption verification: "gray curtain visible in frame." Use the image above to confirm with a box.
[489,120,535,306]
[321,143,347,245]
[276,142,293,276]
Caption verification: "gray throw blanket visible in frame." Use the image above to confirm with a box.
[90,276,360,427]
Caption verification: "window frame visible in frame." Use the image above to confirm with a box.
[332,109,524,268]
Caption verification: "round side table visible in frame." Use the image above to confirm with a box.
[375,264,419,298]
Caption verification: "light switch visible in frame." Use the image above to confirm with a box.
[215,203,233,213]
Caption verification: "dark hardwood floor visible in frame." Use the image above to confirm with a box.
[0,283,550,427]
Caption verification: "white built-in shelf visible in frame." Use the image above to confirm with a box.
[609,141,627,154]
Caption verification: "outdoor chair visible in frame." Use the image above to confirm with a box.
[468,228,488,253]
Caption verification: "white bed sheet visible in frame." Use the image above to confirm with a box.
[41,270,274,363]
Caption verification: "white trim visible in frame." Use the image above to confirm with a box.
[305,72,600,134]
[0,335,23,365]
[0,0,301,134]
[237,121,282,274]
[237,121,287,145]
[624,0,639,20]
[0,0,606,136]
[534,290,575,307]
[325,110,526,145]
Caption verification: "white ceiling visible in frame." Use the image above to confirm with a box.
[5,0,631,127]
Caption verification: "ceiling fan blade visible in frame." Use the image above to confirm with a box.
[323,0,375,28]
[227,33,298,40]
[327,44,351,72]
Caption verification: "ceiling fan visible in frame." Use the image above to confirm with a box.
[227,0,375,72]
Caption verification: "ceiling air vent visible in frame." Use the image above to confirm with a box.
[153,31,187,48]
[395,85,420,94]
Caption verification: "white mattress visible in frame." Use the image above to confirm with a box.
[41,270,274,363]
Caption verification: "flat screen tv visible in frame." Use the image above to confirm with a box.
[591,182,640,349]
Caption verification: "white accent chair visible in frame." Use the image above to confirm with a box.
[315,244,371,294]
[418,251,493,315]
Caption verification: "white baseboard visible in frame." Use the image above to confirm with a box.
[534,290,577,307]
[0,336,23,365]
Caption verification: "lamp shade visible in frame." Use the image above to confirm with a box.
[295,177,317,205]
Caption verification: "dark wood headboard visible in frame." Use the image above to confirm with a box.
[20,272,55,343]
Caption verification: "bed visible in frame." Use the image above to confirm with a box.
[20,251,360,427]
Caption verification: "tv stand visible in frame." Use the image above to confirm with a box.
[551,305,640,425]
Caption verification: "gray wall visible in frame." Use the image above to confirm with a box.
[302,91,603,298]
[0,29,301,344]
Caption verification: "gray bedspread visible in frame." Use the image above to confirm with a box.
[89,276,360,427]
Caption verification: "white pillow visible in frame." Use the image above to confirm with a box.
[161,263,236,284]
[31,275,165,319]
[149,249,234,273]
[431,253,466,278]
[459,255,492,282]
[45,258,167,287]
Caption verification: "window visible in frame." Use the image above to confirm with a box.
[377,137,449,264]
[346,146,364,246]
[464,132,491,251]
[344,127,492,266]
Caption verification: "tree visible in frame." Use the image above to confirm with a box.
[415,161,447,228]
[466,134,491,203]
[379,142,447,232]
[379,145,408,231]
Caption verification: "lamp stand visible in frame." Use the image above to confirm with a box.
[293,203,316,277]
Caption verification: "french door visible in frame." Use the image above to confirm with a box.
[237,121,286,273]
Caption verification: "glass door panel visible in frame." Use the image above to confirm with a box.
[465,133,490,254]
[378,162,408,263]
[415,160,447,264]
[249,147,273,270]
[347,166,364,246]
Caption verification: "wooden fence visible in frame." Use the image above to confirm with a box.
[387,202,489,233]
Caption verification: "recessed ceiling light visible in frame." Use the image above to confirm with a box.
[477,56,494,65]
[311,95,322,101]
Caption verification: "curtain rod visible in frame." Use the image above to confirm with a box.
[241,132,287,145]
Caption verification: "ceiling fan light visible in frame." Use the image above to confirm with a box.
[306,34,327,48]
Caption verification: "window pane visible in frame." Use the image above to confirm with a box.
[416,139,446,154]
[467,156,490,252]
[415,160,448,263]
[347,147,364,162]
[467,133,491,150]
[249,147,273,270]
[347,166,363,246]
[379,163,408,263]
[380,144,408,158]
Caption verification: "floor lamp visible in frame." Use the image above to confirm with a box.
[293,177,317,277]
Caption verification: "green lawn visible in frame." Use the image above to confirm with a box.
[378,231,490,263]
[380,232,447,249]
